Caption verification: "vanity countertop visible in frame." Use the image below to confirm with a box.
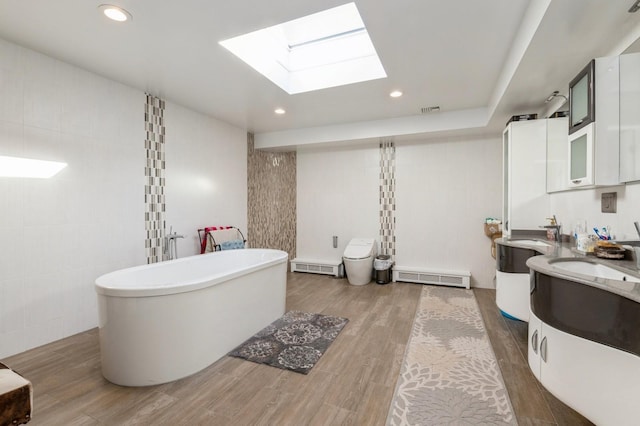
[496,236,640,303]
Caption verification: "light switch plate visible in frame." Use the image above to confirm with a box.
[601,192,617,213]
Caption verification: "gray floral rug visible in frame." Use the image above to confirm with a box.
[387,286,517,425]
[229,311,348,374]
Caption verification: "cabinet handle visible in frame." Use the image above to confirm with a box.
[540,336,547,363]
[572,179,582,184]
[531,330,539,354]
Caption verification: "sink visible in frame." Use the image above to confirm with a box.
[512,239,551,247]
[549,259,640,283]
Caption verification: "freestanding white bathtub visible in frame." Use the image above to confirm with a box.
[95,248,288,386]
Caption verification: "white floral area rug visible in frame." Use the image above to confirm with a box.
[387,285,517,425]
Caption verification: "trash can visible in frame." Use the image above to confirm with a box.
[374,255,393,284]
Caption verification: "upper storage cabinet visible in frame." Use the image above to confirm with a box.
[567,56,619,188]
[619,52,640,183]
[568,60,595,135]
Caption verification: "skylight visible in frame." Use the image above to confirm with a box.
[219,3,386,94]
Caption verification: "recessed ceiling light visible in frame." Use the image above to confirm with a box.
[274,108,286,115]
[390,90,403,98]
[98,4,132,22]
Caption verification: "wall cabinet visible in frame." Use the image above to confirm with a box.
[619,52,640,183]
[567,56,620,188]
[528,309,640,425]
[545,117,569,192]
[503,119,564,234]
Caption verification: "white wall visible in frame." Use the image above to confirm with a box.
[395,138,502,288]
[297,145,379,261]
[164,103,247,257]
[549,182,640,241]
[0,39,146,358]
[0,38,249,359]
[296,137,503,288]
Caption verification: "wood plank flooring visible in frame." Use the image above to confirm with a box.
[1,273,590,425]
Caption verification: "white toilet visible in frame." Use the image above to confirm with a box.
[343,238,377,285]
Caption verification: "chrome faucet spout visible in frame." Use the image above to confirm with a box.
[634,221,640,239]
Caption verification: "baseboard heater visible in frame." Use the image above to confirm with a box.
[290,258,343,277]
[393,266,471,289]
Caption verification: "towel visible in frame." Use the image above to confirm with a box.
[200,226,233,254]
[219,239,245,250]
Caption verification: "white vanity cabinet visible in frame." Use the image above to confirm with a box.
[503,119,555,234]
[528,309,640,426]
[619,52,640,183]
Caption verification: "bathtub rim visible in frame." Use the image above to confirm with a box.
[95,248,288,298]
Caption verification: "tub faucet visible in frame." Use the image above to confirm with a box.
[164,227,184,260]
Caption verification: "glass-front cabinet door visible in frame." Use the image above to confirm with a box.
[568,60,595,135]
[568,123,594,187]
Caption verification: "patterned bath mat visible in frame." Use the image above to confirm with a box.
[387,286,517,425]
[229,311,348,374]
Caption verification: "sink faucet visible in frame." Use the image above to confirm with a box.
[634,221,640,239]
[543,215,562,241]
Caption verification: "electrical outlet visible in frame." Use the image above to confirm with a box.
[601,192,617,213]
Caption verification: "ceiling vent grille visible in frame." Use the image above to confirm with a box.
[421,106,441,114]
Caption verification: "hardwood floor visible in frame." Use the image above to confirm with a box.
[474,288,592,426]
[2,273,590,425]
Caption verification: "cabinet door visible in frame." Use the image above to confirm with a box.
[620,52,640,183]
[527,309,541,380]
[546,117,569,192]
[567,123,594,187]
[506,120,549,229]
[540,322,640,425]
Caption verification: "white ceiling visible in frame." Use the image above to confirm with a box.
[0,0,639,149]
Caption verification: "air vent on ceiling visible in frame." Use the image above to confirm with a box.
[421,106,441,114]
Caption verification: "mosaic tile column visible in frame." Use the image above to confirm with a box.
[247,133,296,261]
[380,138,396,258]
[144,94,166,264]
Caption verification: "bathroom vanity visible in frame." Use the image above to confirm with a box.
[495,237,553,321]
[526,251,640,425]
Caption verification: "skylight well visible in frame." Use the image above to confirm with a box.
[219,3,386,94]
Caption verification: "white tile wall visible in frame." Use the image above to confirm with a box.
[296,138,503,288]
[549,182,640,241]
[164,102,248,257]
[0,38,146,358]
[0,36,251,358]
[394,138,503,288]
[297,145,380,262]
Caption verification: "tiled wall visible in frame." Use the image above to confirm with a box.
[297,145,379,261]
[394,137,503,288]
[0,38,146,358]
[144,95,166,263]
[163,102,247,257]
[296,137,503,288]
[247,133,296,260]
[0,37,248,358]
[379,138,396,258]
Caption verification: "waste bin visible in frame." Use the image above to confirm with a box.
[374,255,393,284]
